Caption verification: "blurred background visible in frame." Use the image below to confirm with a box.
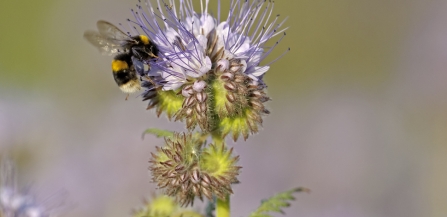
[0,0,446,216]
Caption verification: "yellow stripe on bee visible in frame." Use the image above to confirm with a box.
[139,35,150,45]
[111,60,129,72]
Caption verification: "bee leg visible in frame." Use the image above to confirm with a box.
[125,93,129,101]
[149,53,159,58]
[143,75,158,87]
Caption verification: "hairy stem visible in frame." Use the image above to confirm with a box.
[209,74,230,217]
[211,129,229,216]
[211,129,224,145]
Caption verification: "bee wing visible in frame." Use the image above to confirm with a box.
[131,56,145,77]
[96,20,135,45]
[83,30,123,56]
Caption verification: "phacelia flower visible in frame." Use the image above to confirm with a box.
[149,133,240,206]
[131,0,287,139]
[0,158,56,217]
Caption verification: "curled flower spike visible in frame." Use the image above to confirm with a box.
[126,0,287,138]
[132,194,204,217]
[213,66,271,141]
[149,133,240,206]
[133,195,178,217]
[149,133,205,206]
[174,82,211,131]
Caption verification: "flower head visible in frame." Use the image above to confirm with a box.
[132,0,287,138]
[0,158,56,217]
[135,0,287,88]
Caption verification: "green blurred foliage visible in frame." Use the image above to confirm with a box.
[0,0,58,85]
[0,0,427,94]
[270,0,428,96]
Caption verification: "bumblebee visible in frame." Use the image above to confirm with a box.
[84,20,159,94]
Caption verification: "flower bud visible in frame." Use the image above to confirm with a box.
[181,85,194,97]
[175,79,211,131]
[216,59,230,71]
[193,80,207,92]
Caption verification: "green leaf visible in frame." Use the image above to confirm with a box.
[249,187,310,217]
[142,128,175,139]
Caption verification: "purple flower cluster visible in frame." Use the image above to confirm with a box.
[129,0,288,91]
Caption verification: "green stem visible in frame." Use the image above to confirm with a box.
[216,195,230,217]
[209,76,230,217]
[211,129,229,217]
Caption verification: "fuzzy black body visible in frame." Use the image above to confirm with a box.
[110,35,159,93]
[112,53,135,85]
[84,20,159,93]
